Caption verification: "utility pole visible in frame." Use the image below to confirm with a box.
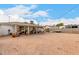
[8,15,11,35]
[8,15,10,25]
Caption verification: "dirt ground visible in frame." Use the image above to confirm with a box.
[0,33,79,55]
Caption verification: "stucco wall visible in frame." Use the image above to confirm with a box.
[0,25,15,36]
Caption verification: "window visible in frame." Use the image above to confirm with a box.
[72,26,78,28]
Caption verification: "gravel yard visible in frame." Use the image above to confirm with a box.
[0,33,79,55]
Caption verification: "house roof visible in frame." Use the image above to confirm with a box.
[0,22,35,26]
[0,22,43,27]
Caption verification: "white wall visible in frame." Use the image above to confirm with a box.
[0,25,15,36]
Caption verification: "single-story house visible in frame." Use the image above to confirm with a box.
[0,22,44,36]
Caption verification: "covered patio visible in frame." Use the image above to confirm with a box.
[16,25,38,35]
[12,22,44,36]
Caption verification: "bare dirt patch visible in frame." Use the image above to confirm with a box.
[0,33,79,55]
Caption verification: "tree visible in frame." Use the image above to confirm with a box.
[30,21,34,24]
[56,23,64,29]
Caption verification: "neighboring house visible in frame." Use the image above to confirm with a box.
[43,24,79,33]
[43,25,53,32]
[43,25,58,32]
[62,24,79,33]
[65,24,79,28]
[43,25,65,32]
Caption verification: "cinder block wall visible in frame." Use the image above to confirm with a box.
[62,28,79,34]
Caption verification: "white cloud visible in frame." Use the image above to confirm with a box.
[40,19,58,25]
[59,17,79,25]
[33,10,48,17]
[1,4,79,26]
[0,14,38,24]
[30,5,37,9]
[0,5,50,24]
[46,9,51,12]
[40,17,79,25]
[0,14,25,22]
[0,15,9,22]
[4,5,37,15]
[0,9,4,15]
[9,15,25,22]
[0,5,38,24]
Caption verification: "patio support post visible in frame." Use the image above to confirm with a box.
[24,26,26,34]
[36,27,38,34]
[14,25,17,34]
[27,26,30,35]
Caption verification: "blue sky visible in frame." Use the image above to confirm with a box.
[0,4,79,25]
[0,4,79,19]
